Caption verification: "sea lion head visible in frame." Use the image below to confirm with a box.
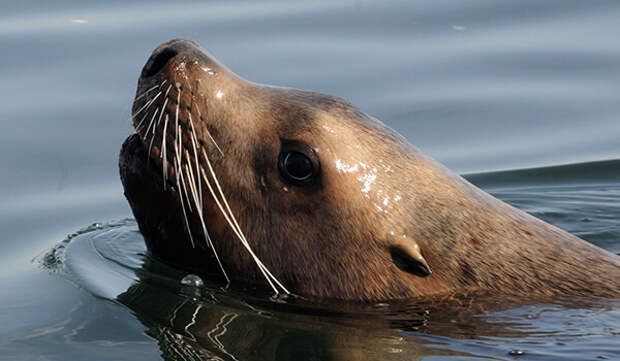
[122,38,459,300]
[121,39,620,301]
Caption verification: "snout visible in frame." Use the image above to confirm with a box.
[140,38,202,79]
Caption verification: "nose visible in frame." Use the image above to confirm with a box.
[141,47,178,78]
[140,39,198,78]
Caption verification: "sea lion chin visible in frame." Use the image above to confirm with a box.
[119,38,620,301]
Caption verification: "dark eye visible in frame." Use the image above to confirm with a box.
[278,141,320,186]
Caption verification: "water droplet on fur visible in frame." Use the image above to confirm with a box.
[201,66,217,75]
[180,274,204,287]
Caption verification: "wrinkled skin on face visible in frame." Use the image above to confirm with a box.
[120,39,620,301]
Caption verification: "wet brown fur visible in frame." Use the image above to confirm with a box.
[120,39,620,301]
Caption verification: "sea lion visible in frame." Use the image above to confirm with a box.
[119,38,620,301]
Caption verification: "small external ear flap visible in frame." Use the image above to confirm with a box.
[389,238,431,277]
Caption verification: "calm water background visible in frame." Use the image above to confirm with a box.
[0,1,619,360]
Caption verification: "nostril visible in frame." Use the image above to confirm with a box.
[142,47,178,78]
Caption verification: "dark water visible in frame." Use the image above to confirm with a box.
[1,1,619,360]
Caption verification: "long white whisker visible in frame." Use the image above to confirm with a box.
[175,88,181,131]
[174,141,195,248]
[206,129,224,157]
[178,140,230,283]
[148,86,170,160]
[161,113,169,188]
[143,108,159,136]
[198,164,278,293]
[135,109,152,133]
[132,89,162,121]
[188,111,203,209]
[132,80,167,126]
[196,106,224,156]
[147,105,162,164]
[201,149,288,291]
[134,91,163,131]
[182,151,200,210]
[134,83,160,102]
[200,149,289,294]
[183,150,200,214]
[178,130,193,211]
[186,162,230,284]
[155,88,171,128]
